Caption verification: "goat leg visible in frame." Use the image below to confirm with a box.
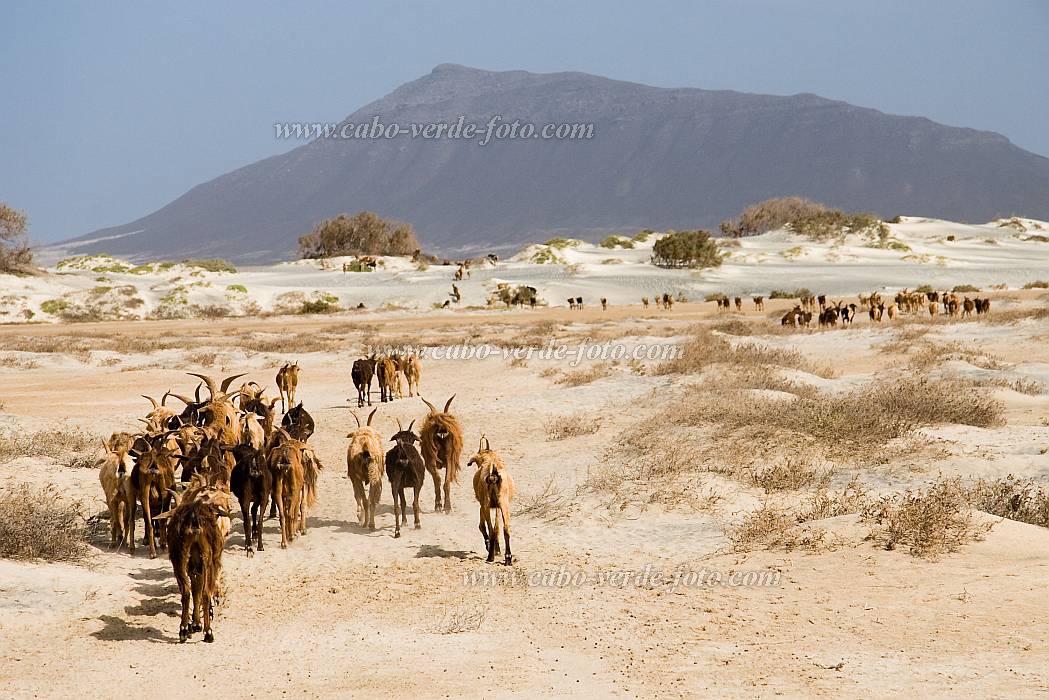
[412,485,421,529]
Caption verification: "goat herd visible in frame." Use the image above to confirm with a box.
[97,357,513,644]
[707,289,993,328]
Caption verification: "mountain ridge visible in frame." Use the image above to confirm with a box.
[55,64,1049,263]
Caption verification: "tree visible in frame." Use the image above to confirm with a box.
[651,230,722,269]
[0,203,32,272]
[298,211,420,258]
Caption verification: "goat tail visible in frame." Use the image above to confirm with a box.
[302,449,321,509]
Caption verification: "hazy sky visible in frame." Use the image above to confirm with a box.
[4,0,1048,243]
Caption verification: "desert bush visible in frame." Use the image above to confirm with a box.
[298,211,418,259]
[1023,280,1049,289]
[181,258,237,273]
[555,364,612,387]
[544,237,579,249]
[0,427,101,464]
[745,458,832,493]
[517,477,573,522]
[547,412,602,440]
[651,230,721,269]
[656,326,824,376]
[300,292,341,314]
[632,230,653,243]
[952,284,980,293]
[226,284,248,294]
[0,203,33,272]
[863,477,987,558]
[966,475,1049,527]
[0,483,88,561]
[719,197,884,241]
[598,235,634,249]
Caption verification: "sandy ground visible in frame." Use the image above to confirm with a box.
[2,299,1049,698]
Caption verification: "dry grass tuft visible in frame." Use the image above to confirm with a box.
[428,599,488,634]
[657,326,833,378]
[0,427,101,465]
[555,363,613,387]
[546,412,601,441]
[862,477,989,559]
[966,475,1049,527]
[517,477,573,522]
[745,458,833,493]
[0,483,88,562]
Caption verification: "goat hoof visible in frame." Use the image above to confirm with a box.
[246,548,254,558]
[148,552,157,560]
[203,631,214,643]
[504,556,513,566]
[486,555,496,563]
[414,524,421,530]
[179,629,189,643]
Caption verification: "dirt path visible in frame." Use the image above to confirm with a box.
[2,307,1049,697]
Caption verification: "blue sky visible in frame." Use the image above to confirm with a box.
[3,0,1047,243]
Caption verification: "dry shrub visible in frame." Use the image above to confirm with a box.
[0,355,40,369]
[555,363,612,387]
[185,350,220,367]
[966,475,1049,527]
[710,319,753,336]
[905,340,1004,370]
[517,477,573,522]
[546,413,601,441]
[0,483,88,562]
[745,457,832,493]
[862,477,989,558]
[674,376,1001,456]
[657,326,831,377]
[0,427,101,464]
[964,375,1044,395]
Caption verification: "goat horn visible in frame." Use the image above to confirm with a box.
[137,418,150,426]
[188,373,219,397]
[100,438,109,453]
[166,393,194,405]
[421,397,438,414]
[367,408,377,427]
[352,412,361,429]
[220,373,248,394]
[142,395,159,410]
[161,390,173,406]
[194,383,202,403]
[443,394,456,413]
[408,419,415,432]
[396,417,403,431]
[478,434,485,452]
[484,436,491,451]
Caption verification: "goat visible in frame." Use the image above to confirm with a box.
[126,431,179,558]
[390,354,407,399]
[600,298,608,311]
[159,475,232,643]
[641,297,649,308]
[142,392,179,433]
[962,297,975,317]
[662,293,673,310]
[346,408,383,530]
[419,395,464,513]
[99,432,134,549]
[734,297,742,312]
[385,418,425,537]
[929,300,939,317]
[469,436,515,565]
[276,362,300,412]
[281,402,315,442]
[403,353,421,398]
[567,297,576,310]
[230,443,270,557]
[753,296,764,311]
[575,296,583,310]
[352,355,376,407]
[376,356,397,403]
[267,428,306,548]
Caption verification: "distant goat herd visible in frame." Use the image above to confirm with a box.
[99,355,513,644]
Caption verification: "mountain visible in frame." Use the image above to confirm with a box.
[55,64,1049,263]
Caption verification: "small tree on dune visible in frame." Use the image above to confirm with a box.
[0,203,33,273]
[298,211,420,258]
[651,230,722,269]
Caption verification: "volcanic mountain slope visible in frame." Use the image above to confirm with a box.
[57,63,1049,262]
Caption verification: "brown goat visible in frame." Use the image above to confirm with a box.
[160,475,232,643]
[346,408,384,530]
[403,353,421,398]
[469,436,515,565]
[126,431,179,558]
[276,362,300,412]
[376,356,397,403]
[419,395,464,513]
[99,432,134,549]
[267,428,307,548]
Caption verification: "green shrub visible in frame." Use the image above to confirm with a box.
[719,196,883,241]
[40,299,70,315]
[651,230,721,269]
[1023,281,1049,289]
[544,237,579,249]
[632,230,653,243]
[952,284,980,293]
[226,284,248,294]
[598,235,635,249]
